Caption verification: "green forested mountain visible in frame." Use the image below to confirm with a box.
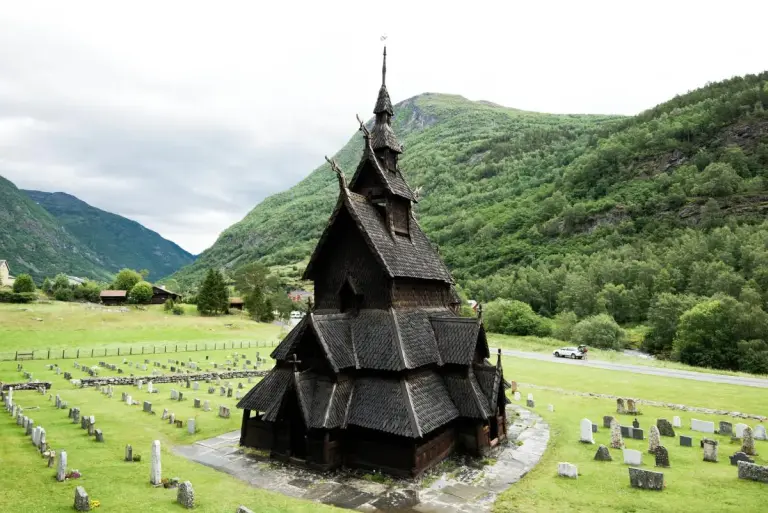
[169,73,768,369]
[24,190,195,281]
[0,176,112,282]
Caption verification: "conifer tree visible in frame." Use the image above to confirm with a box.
[197,269,229,315]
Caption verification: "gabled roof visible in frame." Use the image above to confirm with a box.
[431,317,489,364]
[443,370,492,418]
[236,366,293,421]
[100,290,127,298]
[152,285,180,296]
[348,140,413,200]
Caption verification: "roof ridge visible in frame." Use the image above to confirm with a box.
[322,382,336,428]
[401,378,422,438]
[468,368,491,417]
[309,313,340,373]
[390,307,408,369]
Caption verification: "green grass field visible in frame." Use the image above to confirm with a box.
[1,302,767,512]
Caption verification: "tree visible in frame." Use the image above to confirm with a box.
[54,287,74,302]
[557,273,598,318]
[139,269,150,280]
[41,277,52,295]
[53,273,70,291]
[483,299,551,337]
[571,314,626,350]
[163,298,175,312]
[197,269,228,316]
[12,274,35,293]
[113,269,142,291]
[552,311,578,341]
[691,162,742,197]
[74,282,102,303]
[129,281,154,304]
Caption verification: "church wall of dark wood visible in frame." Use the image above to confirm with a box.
[391,278,453,308]
[389,198,410,235]
[414,426,457,475]
[352,162,386,198]
[314,209,391,310]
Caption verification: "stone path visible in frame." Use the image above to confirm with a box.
[174,405,548,512]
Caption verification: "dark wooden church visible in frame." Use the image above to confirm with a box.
[237,48,510,478]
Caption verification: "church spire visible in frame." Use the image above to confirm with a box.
[371,46,402,154]
[382,46,387,86]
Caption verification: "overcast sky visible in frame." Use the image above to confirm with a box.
[1,1,765,254]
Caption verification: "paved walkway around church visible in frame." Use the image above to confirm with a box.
[173,404,549,512]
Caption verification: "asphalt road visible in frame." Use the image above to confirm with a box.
[491,348,768,389]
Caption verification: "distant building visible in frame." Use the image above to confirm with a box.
[0,260,15,288]
[67,276,87,286]
[288,289,313,303]
[467,300,479,312]
[100,290,128,306]
[150,285,181,305]
[229,297,245,310]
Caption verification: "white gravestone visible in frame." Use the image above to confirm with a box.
[672,416,682,428]
[126,395,132,405]
[548,404,555,412]
[57,451,67,482]
[513,391,521,401]
[150,440,162,485]
[580,418,595,444]
[187,419,196,434]
[691,419,715,433]
[623,449,643,465]
[147,382,154,393]
[734,423,748,439]
[754,425,767,441]
[558,462,578,478]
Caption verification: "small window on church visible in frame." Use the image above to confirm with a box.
[339,280,361,313]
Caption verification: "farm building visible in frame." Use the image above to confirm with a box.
[151,285,181,304]
[100,290,127,305]
[237,49,510,477]
[0,260,15,288]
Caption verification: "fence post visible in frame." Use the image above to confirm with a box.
[142,347,144,354]
[130,347,133,355]
[15,351,18,361]
[47,349,50,359]
[77,349,80,358]
[175,344,178,352]
[118,348,120,356]
[62,350,65,359]
[153,347,156,354]
[91,349,94,357]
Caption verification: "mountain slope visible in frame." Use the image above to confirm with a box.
[0,176,112,282]
[24,190,195,281]
[169,93,618,288]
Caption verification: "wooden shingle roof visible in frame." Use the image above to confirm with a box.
[348,140,413,201]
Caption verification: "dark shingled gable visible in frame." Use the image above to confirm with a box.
[351,309,403,370]
[443,371,491,419]
[271,316,307,360]
[237,367,293,421]
[312,313,356,371]
[431,317,488,364]
[371,121,403,153]
[407,371,460,435]
[396,309,443,368]
[349,142,413,201]
[348,377,416,437]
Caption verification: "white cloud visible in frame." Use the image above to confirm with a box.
[0,0,766,253]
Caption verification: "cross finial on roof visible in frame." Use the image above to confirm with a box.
[287,353,302,372]
[382,45,387,86]
[306,296,313,312]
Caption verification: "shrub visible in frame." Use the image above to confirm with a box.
[54,287,74,302]
[552,311,578,341]
[12,274,35,293]
[73,282,102,303]
[128,281,153,304]
[571,314,626,350]
[163,298,175,312]
[484,299,552,337]
[0,290,37,303]
[172,305,185,316]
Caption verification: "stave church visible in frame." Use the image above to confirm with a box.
[237,48,510,478]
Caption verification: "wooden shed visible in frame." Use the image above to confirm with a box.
[100,290,127,306]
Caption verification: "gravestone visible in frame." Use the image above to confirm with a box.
[248,377,253,384]
[702,438,718,462]
[126,395,132,406]
[610,419,624,449]
[623,449,642,465]
[74,486,90,511]
[150,440,162,485]
[170,389,178,400]
[39,428,47,451]
[47,449,56,468]
[26,418,34,436]
[227,387,233,398]
[730,452,755,466]
[219,405,230,418]
[548,404,554,412]
[194,398,201,408]
[526,393,534,408]
[594,445,612,461]
[143,401,152,413]
[208,387,215,394]
[178,392,184,402]
[742,426,756,456]
[654,446,670,467]
[648,425,661,454]
[691,419,715,433]
[592,423,597,433]
[557,462,578,478]
[754,425,767,441]
[626,399,638,414]
[203,400,211,412]
[632,418,639,429]
[220,387,226,397]
[177,481,195,509]
[238,382,244,389]
[603,416,615,428]
[719,421,733,436]
[734,423,748,439]
[193,382,199,391]
[616,398,626,414]
[628,467,664,491]
[95,429,104,442]
[87,418,95,436]
[236,391,242,400]
[513,391,521,401]
[633,428,644,440]
[679,435,692,447]
[125,444,133,462]
[162,409,169,420]
[237,506,255,513]
[580,419,595,444]
[737,461,768,484]
[620,425,631,438]
[188,419,196,434]
[656,419,675,437]
[57,450,68,481]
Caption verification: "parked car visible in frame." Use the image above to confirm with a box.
[553,346,586,359]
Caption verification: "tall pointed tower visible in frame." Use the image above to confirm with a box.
[237,48,510,477]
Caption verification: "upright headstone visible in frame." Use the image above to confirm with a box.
[513,391,521,401]
[594,445,612,461]
[162,409,169,420]
[754,425,767,441]
[729,452,755,466]
[742,426,756,456]
[654,446,670,467]
[188,419,196,434]
[192,382,199,391]
[603,416,615,429]
[95,429,104,442]
[626,399,638,414]
[526,393,534,408]
[628,468,664,491]
[194,398,201,408]
[702,438,718,462]
[126,395,132,405]
[691,419,715,433]
[125,444,133,462]
[74,486,90,511]
[623,449,642,465]
[150,440,162,485]
[177,481,195,509]
[56,450,68,482]
[656,419,675,437]
[648,425,661,454]
[734,423,748,439]
[580,418,595,444]
[672,416,682,428]
[616,398,626,414]
[557,462,578,478]
[26,418,34,436]
[203,400,211,412]
[610,419,624,449]
[679,435,692,447]
[632,418,640,429]
[72,409,80,424]
[719,421,733,436]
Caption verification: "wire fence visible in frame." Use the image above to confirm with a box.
[1,339,279,362]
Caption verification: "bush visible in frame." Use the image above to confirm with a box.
[129,281,153,304]
[12,274,36,293]
[571,314,626,350]
[163,298,175,312]
[552,311,578,341]
[483,299,552,337]
[54,287,74,302]
[73,282,102,303]
[0,290,37,303]
[172,305,185,316]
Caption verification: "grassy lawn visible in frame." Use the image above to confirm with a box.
[488,333,767,379]
[0,302,285,356]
